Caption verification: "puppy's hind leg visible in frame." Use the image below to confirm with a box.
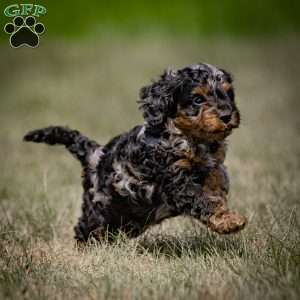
[74,147,109,245]
[74,193,112,245]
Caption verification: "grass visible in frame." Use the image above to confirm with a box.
[0,34,300,299]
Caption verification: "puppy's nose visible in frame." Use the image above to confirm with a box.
[220,112,232,124]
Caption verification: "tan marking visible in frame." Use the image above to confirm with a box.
[222,81,232,91]
[174,106,227,139]
[208,209,247,234]
[192,85,210,97]
[202,166,229,201]
[173,150,207,170]
[172,141,207,170]
[202,167,247,234]
[203,168,226,194]
[165,118,183,135]
[173,158,192,170]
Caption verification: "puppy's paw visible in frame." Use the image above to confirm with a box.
[208,211,247,234]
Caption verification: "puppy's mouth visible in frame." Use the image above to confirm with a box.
[221,110,240,130]
[174,107,239,140]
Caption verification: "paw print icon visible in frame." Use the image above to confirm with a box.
[4,16,45,48]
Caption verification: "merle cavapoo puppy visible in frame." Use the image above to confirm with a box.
[24,63,247,243]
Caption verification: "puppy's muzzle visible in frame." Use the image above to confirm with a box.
[220,113,232,124]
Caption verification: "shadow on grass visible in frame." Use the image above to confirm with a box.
[136,230,247,259]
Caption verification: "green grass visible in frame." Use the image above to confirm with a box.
[0,35,300,299]
[1,0,300,38]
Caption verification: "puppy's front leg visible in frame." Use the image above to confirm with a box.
[206,198,247,234]
[193,167,247,234]
[191,194,246,234]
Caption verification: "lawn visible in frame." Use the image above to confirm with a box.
[0,35,299,300]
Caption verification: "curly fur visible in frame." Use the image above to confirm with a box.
[24,63,247,243]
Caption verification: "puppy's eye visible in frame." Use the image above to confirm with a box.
[193,96,205,105]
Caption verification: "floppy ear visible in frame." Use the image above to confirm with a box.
[219,68,233,84]
[138,69,181,127]
[219,68,235,101]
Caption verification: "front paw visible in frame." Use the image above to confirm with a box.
[208,211,247,234]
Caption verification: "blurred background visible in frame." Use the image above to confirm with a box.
[1,0,300,137]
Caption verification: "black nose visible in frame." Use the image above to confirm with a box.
[220,114,232,124]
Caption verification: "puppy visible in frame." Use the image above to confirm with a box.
[24,63,247,243]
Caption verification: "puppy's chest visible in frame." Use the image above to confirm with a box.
[167,136,225,171]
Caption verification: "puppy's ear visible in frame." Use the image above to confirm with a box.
[219,68,233,84]
[138,69,181,127]
[219,68,235,101]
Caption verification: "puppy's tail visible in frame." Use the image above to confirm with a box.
[23,126,100,165]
